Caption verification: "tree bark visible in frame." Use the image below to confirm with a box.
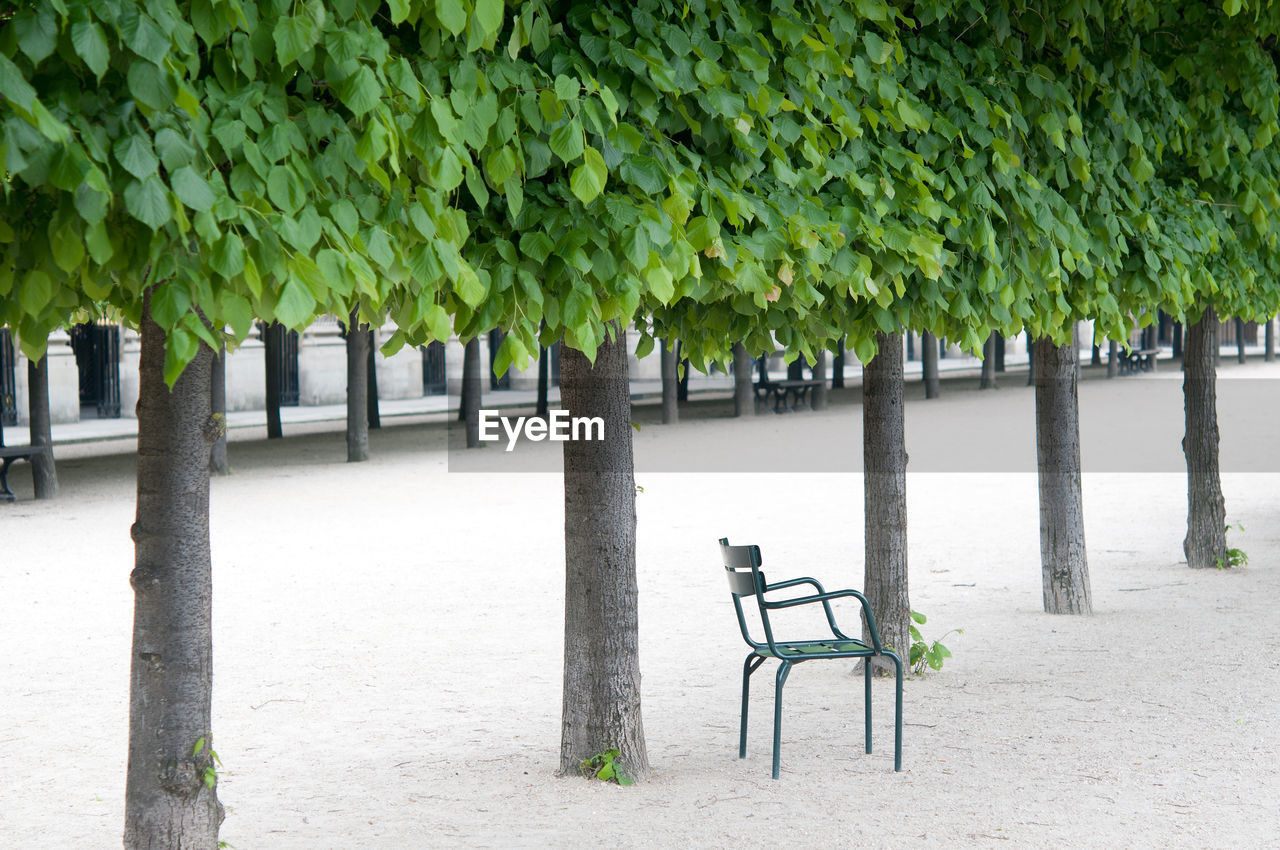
[263,322,283,440]
[209,345,228,477]
[125,301,223,849]
[26,355,58,498]
[811,351,828,410]
[832,339,846,388]
[995,333,1006,372]
[1033,338,1092,615]
[559,326,650,781]
[1235,317,1246,364]
[732,342,753,417]
[366,328,380,430]
[1182,310,1227,569]
[660,337,678,424]
[863,332,910,672]
[536,345,550,419]
[979,333,997,389]
[345,309,369,463]
[1107,340,1118,379]
[1172,322,1184,359]
[921,331,940,399]
[1091,344,1101,367]
[1266,318,1275,363]
[462,338,482,448]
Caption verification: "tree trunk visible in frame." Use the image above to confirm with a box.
[209,345,228,477]
[263,323,283,439]
[1182,310,1227,570]
[559,326,650,781]
[345,309,369,463]
[1026,337,1036,386]
[366,328,380,430]
[1172,322,1184,358]
[125,302,223,849]
[811,351,827,410]
[463,338,482,448]
[995,333,1006,372]
[1235,317,1246,364]
[537,345,550,419]
[732,342,753,417]
[921,331,940,399]
[1033,338,1092,614]
[660,338,678,424]
[832,339,846,388]
[863,331,910,672]
[26,355,58,498]
[1107,340,1118,379]
[676,350,690,402]
[1266,318,1275,363]
[979,333,997,389]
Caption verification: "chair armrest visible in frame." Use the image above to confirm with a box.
[762,588,883,651]
[764,576,826,595]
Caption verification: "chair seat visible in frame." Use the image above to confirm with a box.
[757,639,873,658]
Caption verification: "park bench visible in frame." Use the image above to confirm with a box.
[0,443,47,502]
[753,354,824,413]
[718,538,903,778]
[1117,347,1159,375]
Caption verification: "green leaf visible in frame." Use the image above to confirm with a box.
[0,53,37,110]
[339,66,380,117]
[569,146,607,203]
[455,266,486,307]
[124,176,172,230]
[20,269,53,315]
[170,167,217,212]
[50,220,85,273]
[127,60,175,110]
[163,326,199,387]
[485,145,518,186]
[273,1,326,68]
[555,75,580,102]
[474,0,503,36]
[151,281,193,328]
[85,220,115,264]
[425,304,451,341]
[549,120,584,164]
[14,9,57,65]
[211,232,246,278]
[274,277,316,329]
[864,32,893,64]
[71,21,111,80]
[114,134,159,180]
[436,0,466,36]
[266,166,305,214]
[387,0,411,24]
[910,610,927,624]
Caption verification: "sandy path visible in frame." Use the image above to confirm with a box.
[2,364,1279,848]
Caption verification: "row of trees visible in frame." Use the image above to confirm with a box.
[5,0,1280,845]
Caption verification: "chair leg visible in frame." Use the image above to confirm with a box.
[771,661,792,779]
[886,650,904,772]
[740,654,764,758]
[864,658,873,754]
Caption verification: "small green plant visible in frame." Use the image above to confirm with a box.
[579,748,634,786]
[909,610,962,674]
[1217,524,1248,569]
[192,737,222,790]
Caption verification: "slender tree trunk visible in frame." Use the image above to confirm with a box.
[995,333,1006,372]
[263,323,283,439]
[863,332,909,671]
[1034,339,1092,614]
[732,342,753,417]
[1183,310,1227,569]
[463,338,482,448]
[1026,337,1036,386]
[811,351,828,410]
[676,354,689,402]
[366,328,380,430]
[1107,340,1118,379]
[345,310,369,463]
[559,326,649,781]
[905,332,915,361]
[1172,322,1184,359]
[209,345,228,477]
[26,355,58,498]
[660,338,678,424]
[832,339,845,388]
[1091,344,1101,367]
[537,345,550,419]
[125,302,223,849]
[1235,317,1246,364]
[979,333,997,389]
[921,331,940,399]
[1266,318,1275,363]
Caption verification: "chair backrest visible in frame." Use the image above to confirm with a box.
[719,537,770,649]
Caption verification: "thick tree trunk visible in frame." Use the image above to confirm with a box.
[921,331,940,399]
[125,303,223,849]
[345,310,369,463]
[366,328,380,430]
[732,342,753,417]
[1107,340,1118,379]
[536,345,550,419]
[26,355,58,498]
[1235,317,1246,364]
[1033,339,1092,614]
[209,345,228,477]
[832,339,846,388]
[1182,311,1227,569]
[559,327,650,781]
[863,332,910,671]
[462,338,482,448]
[979,333,997,389]
[811,351,828,410]
[263,323,283,439]
[660,338,678,424]
[1266,318,1275,363]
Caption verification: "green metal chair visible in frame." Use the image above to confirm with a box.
[718,537,903,778]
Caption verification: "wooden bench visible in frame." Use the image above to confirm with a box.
[1116,347,1159,375]
[753,355,824,413]
[0,444,47,502]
